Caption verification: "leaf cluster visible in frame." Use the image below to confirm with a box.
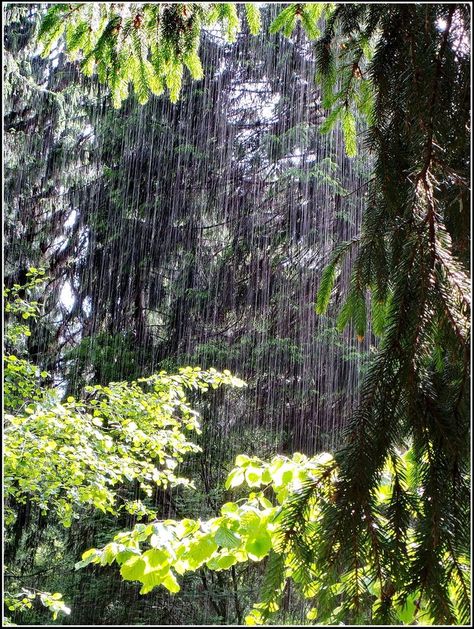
[37,3,334,107]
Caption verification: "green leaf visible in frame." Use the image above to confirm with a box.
[235,454,251,466]
[307,607,318,620]
[341,108,357,157]
[245,4,261,35]
[187,535,218,569]
[120,556,146,582]
[214,527,241,549]
[75,548,99,570]
[184,51,203,80]
[225,468,245,489]
[336,292,354,333]
[319,105,342,134]
[217,554,238,570]
[221,502,239,515]
[269,6,297,36]
[101,543,119,565]
[245,465,263,487]
[37,5,68,40]
[371,296,387,337]
[166,60,183,103]
[315,261,339,314]
[162,571,180,593]
[143,548,169,570]
[245,532,272,561]
[350,290,367,339]
[300,7,321,40]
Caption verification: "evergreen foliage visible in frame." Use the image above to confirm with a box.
[37,4,337,107]
[38,4,259,106]
[311,4,471,624]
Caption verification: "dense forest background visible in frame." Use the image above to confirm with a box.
[5,4,371,623]
[3,2,470,626]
